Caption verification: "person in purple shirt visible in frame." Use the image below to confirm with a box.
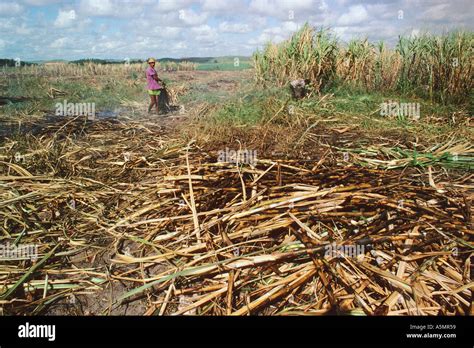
[146,58,163,114]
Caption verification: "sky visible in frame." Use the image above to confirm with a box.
[0,0,472,61]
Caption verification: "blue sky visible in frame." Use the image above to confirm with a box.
[0,0,472,61]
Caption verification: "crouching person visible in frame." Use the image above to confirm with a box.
[290,79,311,99]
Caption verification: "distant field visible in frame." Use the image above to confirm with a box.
[196,58,252,71]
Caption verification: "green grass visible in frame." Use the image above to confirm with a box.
[197,62,252,71]
[197,75,472,146]
[0,72,144,116]
[179,72,254,105]
[179,87,231,104]
[196,57,252,71]
[200,84,287,125]
[212,100,264,124]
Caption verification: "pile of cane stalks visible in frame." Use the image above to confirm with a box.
[0,117,472,315]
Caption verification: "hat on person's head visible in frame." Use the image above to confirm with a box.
[147,58,156,63]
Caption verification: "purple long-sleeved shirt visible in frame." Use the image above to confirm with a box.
[146,66,162,90]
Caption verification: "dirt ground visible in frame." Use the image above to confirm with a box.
[1,70,472,316]
[1,70,251,315]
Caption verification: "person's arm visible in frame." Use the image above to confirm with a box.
[154,73,164,86]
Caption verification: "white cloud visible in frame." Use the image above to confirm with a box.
[0,2,23,16]
[16,23,32,35]
[103,40,121,49]
[410,28,420,38]
[179,9,208,26]
[22,0,61,5]
[249,21,300,46]
[78,0,144,17]
[191,24,218,43]
[153,26,182,39]
[338,5,369,26]
[79,0,114,16]
[249,0,316,18]
[0,17,15,30]
[156,0,197,12]
[50,37,70,48]
[319,0,328,11]
[54,9,77,28]
[334,21,399,42]
[219,21,252,33]
[202,0,243,12]
[420,3,450,21]
[172,41,187,50]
